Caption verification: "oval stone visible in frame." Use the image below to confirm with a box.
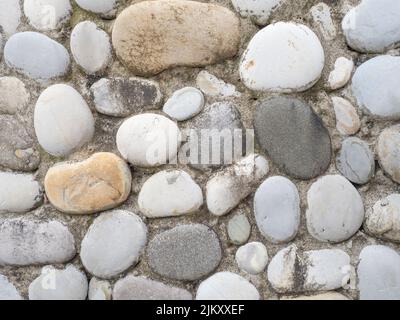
[80,210,147,279]
[240,22,324,92]
[254,96,331,180]
[75,0,118,17]
[254,176,300,243]
[235,242,269,275]
[147,224,222,281]
[4,32,70,81]
[227,213,251,245]
[112,0,240,76]
[306,175,364,243]
[377,125,400,183]
[332,96,360,136]
[34,84,95,156]
[138,170,203,218]
[163,87,204,121]
[44,152,131,214]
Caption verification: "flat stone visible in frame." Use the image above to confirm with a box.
[4,32,70,82]
[364,194,400,243]
[0,275,22,300]
[310,3,337,41]
[336,137,375,184]
[328,57,354,90]
[352,55,400,119]
[231,0,285,26]
[91,77,163,117]
[0,115,40,171]
[332,96,360,136]
[281,292,350,300]
[306,175,364,243]
[45,153,131,214]
[0,172,43,213]
[116,113,181,167]
[0,0,21,36]
[0,218,75,266]
[377,125,400,183]
[227,213,251,245]
[75,0,119,18]
[196,71,240,98]
[254,96,331,179]
[88,278,111,300]
[147,224,221,281]
[342,0,400,53]
[112,0,240,76]
[138,170,203,218]
[34,84,95,156]
[240,22,325,92]
[71,21,112,74]
[113,276,192,300]
[163,87,204,121]
[0,77,29,114]
[254,176,300,243]
[24,0,72,31]
[80,210,147,279]
[206,154,269,216]
[358,245,400,300]
[29,265,88,300]
[235,242,269,275]
[196,272,260,300]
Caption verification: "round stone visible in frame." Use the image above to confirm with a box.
[235,242,269,275]
[227,213,251,245]
[306,175,365,243]
[377,125,400,183]
[364,194,400,243]
[231,0,285,25]
[4,32,70,81]
[80,210,147,279]
[240,22,325,92]
[70,21,112,74]
[0,275,22,300]
[336,137,375,184]
[88,278,111,300]
[29,265,88,300]
[75,0,119,17]
[328,57,354,90]
[147,224,222,281]
[23,0,72,31]
[254,96,331,179]
[163,87,204,121]
[0,0,21,36]
[116,113,181,167]
[342,0,400,53]
[332,96,360,136]
[34,84,95,156]
[0,77,29,114]
[254,176,300,243]
[352,55,400,119]
[358,245,400,300]
[138,170,203,218]
[196,272,260,300]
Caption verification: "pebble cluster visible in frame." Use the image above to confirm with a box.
[1,0,400,301]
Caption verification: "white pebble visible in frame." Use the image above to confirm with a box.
[310,2,337,40]
[88,278,112,300]
[196,71,240,98]
[0,0,21,36]
[163,87,204,121]
[75,0,118,17]
[235,242,268,275]
[227,213,251,245]
[0,275,22,300]
[328,57,354,90]
[231,0,285,26]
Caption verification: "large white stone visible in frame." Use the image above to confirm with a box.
[80,210,147,279]
[0,275,22,300]
[240,22,325,92]
[0,77,29,114]
[163,87,204,121]
[138,170,203,218]
[254,176,300,243]
[75,0,118,17]
[0,0,21,36]
[231,0,284,25]
[34,84,95,156]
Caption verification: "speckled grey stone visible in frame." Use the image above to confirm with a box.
[254,96,331,180]
[147,224,222,281]
[227,213,251,245]
[336,137,375,184]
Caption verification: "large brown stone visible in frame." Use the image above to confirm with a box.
[45,153,132,214]
[112,0,240,76]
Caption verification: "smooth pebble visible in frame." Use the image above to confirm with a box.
[227,213,251,245]
[332,96,360,136]
[163,87,204,121]
[235,242,268,275]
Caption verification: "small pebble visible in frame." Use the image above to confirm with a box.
[0,0,21,36]
[328,57,354,90]
[377,124,400,183]
[235,242,268,275]
[196,71,240,98]
[0,77,29,114]
[75,0,119,18]
[88,278,112,300]
[163,87,204,121]
[231,0,285,25]
[332,96,360,135]
[0,275,22,300]
[227,213,251,245]
[310,2,336,40]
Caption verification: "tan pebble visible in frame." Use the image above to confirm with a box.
[332,96,360,135]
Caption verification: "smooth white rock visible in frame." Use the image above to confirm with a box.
[88,278,111,300]
[227,213,251,245]
[206,154,269,216]
[0,275,22,300]
[332,96,360,135]
[138,170,203,218]
[196,71,240,98]
[358,245,400,300]
[377,125,400,183]
[196,272,260,300]
[4,32,70,81]
[163,87,204,121]
[306,175,364,242]
[328,57,354,90]
[70,21,112,74]
[24,0,72,31]
[231,0,284,25]
[0,172,42,213]
[75,0,118,17]
[267,245,297,293]
[0,0,21,36]
[0,77,29,114]
[29,265,88,300]
[116,113,181,167]
[80,210,147,279]
[34,84,95,156]
[240,22,325,92]
[235,242,268,275]
[254,176,300,243]
[310,3,337,40]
